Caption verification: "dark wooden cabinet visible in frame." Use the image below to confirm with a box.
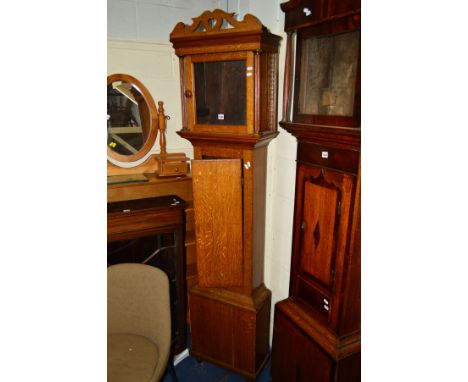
[170,9,280,381]
[271,1,360,381]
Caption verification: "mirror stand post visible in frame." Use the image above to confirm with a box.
[154,101,190,177]
[158,101,167,156]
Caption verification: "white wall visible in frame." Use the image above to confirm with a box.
[107,0,298,341]
[108,0,227,41]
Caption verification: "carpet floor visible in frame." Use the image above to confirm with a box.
[161,353,271,382]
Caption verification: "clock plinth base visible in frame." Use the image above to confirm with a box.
[271,298,361,382]
[189,284,271,381]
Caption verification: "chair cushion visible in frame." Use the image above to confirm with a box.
[108,333,159,382]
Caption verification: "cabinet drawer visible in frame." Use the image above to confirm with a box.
[108,209,183,236]
[297,142,359,173]
[107,195,186,236]
[159,161,190,176]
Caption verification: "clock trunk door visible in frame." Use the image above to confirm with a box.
[192,159,244,288]
[300,180,339,287]
[291,164,355,320]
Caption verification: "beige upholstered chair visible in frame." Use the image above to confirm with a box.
[108,263,176,382]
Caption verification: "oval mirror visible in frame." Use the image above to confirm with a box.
[107,74,158,163]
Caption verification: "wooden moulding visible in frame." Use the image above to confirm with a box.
[190,283,271,311]
[280,121,361,150]
[170,9,281,55]
[177,130,279,150]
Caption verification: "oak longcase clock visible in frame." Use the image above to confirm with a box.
[170,9,281,381]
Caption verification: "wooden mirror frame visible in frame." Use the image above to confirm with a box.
[107,73,158,163]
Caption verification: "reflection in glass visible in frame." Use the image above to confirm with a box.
[298,30,359,116]
[194,60,246,125]
[107,81,150,155]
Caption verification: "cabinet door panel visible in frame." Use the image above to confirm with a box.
[301,181,338,286]
[291,163,356,323]
[192,159,244,288]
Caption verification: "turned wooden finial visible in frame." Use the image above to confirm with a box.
[157,101,167,156]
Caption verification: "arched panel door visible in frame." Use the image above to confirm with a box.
[291,163,356,321]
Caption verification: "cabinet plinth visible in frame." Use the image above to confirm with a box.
[170,9,281,379]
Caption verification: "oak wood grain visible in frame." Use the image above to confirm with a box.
[192,159,244,288]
